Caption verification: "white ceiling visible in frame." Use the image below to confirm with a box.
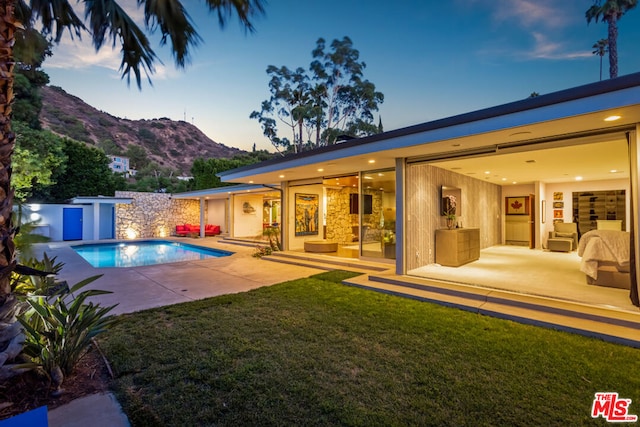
[429,137,630,185]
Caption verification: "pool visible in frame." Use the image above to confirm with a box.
[71,240,233,268]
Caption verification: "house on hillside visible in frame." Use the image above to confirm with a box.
[108,155,137,178]
[179,72,640,315]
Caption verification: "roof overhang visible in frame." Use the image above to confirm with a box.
[218,73,640,185]
[71,196,133,204]
[173,184,281,200]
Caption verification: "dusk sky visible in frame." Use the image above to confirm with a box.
[43,0,640,153]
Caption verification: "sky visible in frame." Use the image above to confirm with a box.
[42,0,640,153]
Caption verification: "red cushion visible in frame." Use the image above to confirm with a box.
[176,225,186,232]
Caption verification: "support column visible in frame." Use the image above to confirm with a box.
[93,202,100,240]
[200,198,205,238]
[395,158,406,275]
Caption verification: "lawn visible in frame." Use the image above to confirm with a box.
[100,271,640,426]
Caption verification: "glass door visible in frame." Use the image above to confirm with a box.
[361,169,396,260]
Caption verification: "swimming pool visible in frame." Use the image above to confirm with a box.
[71,240,233,268]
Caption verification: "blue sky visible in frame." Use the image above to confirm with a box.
[43,0,640,153]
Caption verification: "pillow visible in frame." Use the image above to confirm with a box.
[555,232,574,238]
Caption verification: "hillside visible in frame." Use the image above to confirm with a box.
[39,86,246,174]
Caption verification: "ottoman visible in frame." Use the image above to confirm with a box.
[547,238,573,252]
[304,240,338,253]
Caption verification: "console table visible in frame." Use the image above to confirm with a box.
[435,228,480,267]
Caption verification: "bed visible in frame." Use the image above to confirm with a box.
[577,230,631,290]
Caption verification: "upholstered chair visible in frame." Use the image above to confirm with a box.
[547,222,578,252]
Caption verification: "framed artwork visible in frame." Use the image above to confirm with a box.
[553,192,563,201]
[553,201,564,209]
[506,197,528,215]
[553,209,563,219]
[295,193,319,236]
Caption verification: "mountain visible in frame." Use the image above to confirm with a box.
[39,85,246,174]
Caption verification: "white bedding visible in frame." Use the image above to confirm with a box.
[577,230,630,280]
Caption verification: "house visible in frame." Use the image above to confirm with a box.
[207,72,640,316]
[108,155,137,178]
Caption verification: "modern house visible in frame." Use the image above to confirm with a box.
[206,72,640,315]
[108,155,136,178]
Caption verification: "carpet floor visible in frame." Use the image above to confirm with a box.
[408,245,635,311]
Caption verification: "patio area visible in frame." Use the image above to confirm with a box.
[35,237,325,315]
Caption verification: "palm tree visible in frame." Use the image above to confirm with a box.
[592,39,609,81]
[586,0,638,79]
[0,0,264,371]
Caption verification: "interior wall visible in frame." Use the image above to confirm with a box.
[233,194,264,237]
[544,178,629,238]
[286,184,324,251]
[207,199,227,232]
[405,163,502,270]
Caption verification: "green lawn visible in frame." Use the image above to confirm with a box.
[100,271,640,426]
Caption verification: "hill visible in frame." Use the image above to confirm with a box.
[39,86,246,174]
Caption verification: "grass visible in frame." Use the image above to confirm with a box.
[99,270,640,426]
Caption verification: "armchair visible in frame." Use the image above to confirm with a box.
[548,222,578,252]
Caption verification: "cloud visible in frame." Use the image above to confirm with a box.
[491,0,570,29]
[528,33,592,60]
[477,0,590,61]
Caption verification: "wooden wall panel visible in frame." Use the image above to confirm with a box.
[405,163,502,270]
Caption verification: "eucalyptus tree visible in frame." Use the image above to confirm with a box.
[586,0,638,78]
[592,39,609,81]
[251,37,384,153]
[0,0,265,377]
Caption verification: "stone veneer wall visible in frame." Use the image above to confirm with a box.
[325,187,383,244]
[115,191,201,239]
[325,187,358,243]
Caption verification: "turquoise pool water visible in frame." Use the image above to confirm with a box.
[71,240,233,268]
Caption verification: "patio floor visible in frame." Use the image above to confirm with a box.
[35,237,325,315]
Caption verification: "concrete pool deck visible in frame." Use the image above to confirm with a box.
[28,237,326,427]
[37,237,324,315]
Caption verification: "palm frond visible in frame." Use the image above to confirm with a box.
[83,0,158,88]
[30,0,85,41]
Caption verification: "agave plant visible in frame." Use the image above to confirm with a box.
[17,275,118,394]
[11,253,65,296]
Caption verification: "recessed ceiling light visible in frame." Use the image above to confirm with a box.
[610,169,618,173]
[501,178,507,181]
[368,159,376,164]
[512,181,517,184]
[378,173,384,176]
[249,180,254,183]
[604,115,621,122]
[484,171,490,174]
[279,175,285,178]
[575,176,583,181]
[317,168,324,172]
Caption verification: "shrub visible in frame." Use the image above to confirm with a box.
[17,275,118,393]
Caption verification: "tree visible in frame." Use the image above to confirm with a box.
[0,0,265,299]
[592,39,609,81]
[191,151,275,190]
[37,139,126,202]
[586,0,638,79]
[12,121,66,201]
[251,37,384,153]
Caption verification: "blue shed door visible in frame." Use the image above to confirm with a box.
[63,208,83,241]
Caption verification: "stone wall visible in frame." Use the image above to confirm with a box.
[115,191,201,239]
[325,187,358,243]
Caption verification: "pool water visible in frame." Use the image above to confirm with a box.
[72,240,233,268]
